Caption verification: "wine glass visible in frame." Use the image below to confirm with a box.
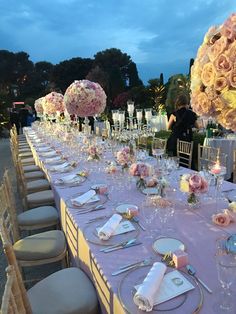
[214,238,236,312]
[154,198,175,236]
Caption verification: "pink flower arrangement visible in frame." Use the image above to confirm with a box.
[34,97,45,114]
[105,164,118,174]
[87,145,102,160]
[191,13,236,131]
[180,173,208,194]
[64,80,107,117]
[42,92,65,115]
[116,147,133,167]
[129,163,152,178]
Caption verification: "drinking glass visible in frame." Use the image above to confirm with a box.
[214,238,236,312]
[154,198,175,236]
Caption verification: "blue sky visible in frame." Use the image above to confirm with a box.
[0,0,235,84]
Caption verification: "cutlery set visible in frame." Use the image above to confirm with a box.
[100,238,142,253]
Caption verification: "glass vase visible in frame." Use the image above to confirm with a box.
[187,192,200,209]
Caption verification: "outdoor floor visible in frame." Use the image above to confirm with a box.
[0,138,61,306]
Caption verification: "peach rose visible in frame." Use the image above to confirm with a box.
[228,68,236,88]
[203,26,220,44]
[224,209,236,222]
[201,63,216,87]
[192,91,214,116]
[208,36,228,62]
[214,54,232,73]
[214,76,228,91]
[212,212,231,226]
[227,41,236,62]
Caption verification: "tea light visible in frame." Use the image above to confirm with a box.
[210,162,222,175]
[136,110,143,121]
[172,250,188,268]
[127,101,134,115]
[97,185,108,195]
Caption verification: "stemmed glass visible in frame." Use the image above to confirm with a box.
[152,139,165,169]
[154,197,175,236]
[214,238,236,312]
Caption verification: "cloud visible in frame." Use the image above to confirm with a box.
[0,0,235,83]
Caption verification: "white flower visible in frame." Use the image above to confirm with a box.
[229,202,236,212]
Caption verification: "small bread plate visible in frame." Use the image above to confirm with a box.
[115,204,139,215]
[153,237,185,255]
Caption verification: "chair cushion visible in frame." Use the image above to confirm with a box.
[23,165,40,172]
[19,151,33,158]
[26,179,50,193]
[27,190,55,208]
[13,230,66,261]
[19,148,32,153]
[25,171,45,181]
[28,268,98,314]
[18,206,58,227]
[21,157,35,165]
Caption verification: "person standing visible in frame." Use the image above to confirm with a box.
[19,105,29,131]
[9,108,20,134]
[167,94,198,156]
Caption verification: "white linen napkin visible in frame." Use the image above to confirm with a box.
[37,146,51,152]
[45,156,62,164]
[71,190,96,206]
[49,162,69,171]
[133,262,167,312]
[98,214,122,240]
[58,174,78,184]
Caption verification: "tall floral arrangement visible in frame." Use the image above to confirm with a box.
[42,92,65,116]
[64,80,107,117]
[34,97,45,115]
[191,13,236,131]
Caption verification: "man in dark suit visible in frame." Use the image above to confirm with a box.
[19,105,29,130]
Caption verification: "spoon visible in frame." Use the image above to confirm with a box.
[76,205,105,215]
[186,264,212,293]
[112,258,152,275]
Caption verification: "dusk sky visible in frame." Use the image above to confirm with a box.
[0,0,235,84]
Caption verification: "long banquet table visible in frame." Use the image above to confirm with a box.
[25,128,236,314]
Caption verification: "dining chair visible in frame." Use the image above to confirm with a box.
[197,144,220,171]
[233,149,236,183]
[1,241,99,314]
[177,139,193,169]
[2,170,59,232]
[152,138,167,154]
[0,187,67,270]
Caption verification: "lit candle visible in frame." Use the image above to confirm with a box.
[145,110,152,121]
[211,162,221,175]
[127,101,134,114]
[136,110,143,121]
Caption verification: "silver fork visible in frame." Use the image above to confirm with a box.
[112,258,152,276]
[76,205,105,215]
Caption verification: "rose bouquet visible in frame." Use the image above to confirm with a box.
[180,173,208,207]
[212,208,236,227]
[42,92,65,116]
[191,13,236,131]
[64,80,107,117]
[34,97,45,115]
[129,162,153,189]
[87,145,102,161]
[116,147,134,169]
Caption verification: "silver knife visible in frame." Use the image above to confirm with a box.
[103,241,142,253]
[99,238,136,252]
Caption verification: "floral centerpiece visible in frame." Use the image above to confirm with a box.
[87,145,102,161]
[34,97,45,116]
[64,80,107,117]
[129,162,153,189]
[42,92,65,116]
[180,173,208,207]
[190,13,236,131]
[116,147,134,169]
[212,202,236,226]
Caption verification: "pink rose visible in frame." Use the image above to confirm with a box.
[214,54,232,73]
[228,68,236,88]
[208,36,228,62]
[214,76,228,91]
[188,174,208,194]
[191,91,214,116]
[129,163,139,176]
[212,212,231,226]
[201,63,216,86]
[146,177,157,187]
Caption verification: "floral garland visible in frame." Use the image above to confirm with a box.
[190,13,236,131]
[42,92,65,116]
[34,97,45,115]
[64,80,107,117]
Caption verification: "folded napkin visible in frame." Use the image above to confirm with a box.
[49,162,69,171]
[37,146,51,152]
[98,214,122,240]
[133,262,167,312]
[58,174,78,184]
[45,156,62,164]
[71,190,96,206]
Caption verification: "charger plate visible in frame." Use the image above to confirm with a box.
[54,174,86,187]
[118,265,203,313]
[66,191,108,210]
[82,216,140,246]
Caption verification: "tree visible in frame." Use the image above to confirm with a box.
[147,79,165,112]
[86,66,109,95]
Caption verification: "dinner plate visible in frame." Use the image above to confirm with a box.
[227,190,236,202]
[152,237,185,255]
[142,187,159,195]
[115,204,139,214]
[82,216,140,246]
[54,174,86,186]
[118,265,202,313]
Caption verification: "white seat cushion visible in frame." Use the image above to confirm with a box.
[18,206,58,227]
[28,268,99,314]
[13,230,66,261]
[19,151,33,158]
[27,190,55,208]
[23,165,40,172]
[26,179,50,193]
[25,171,45,181]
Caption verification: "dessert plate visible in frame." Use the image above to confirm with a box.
[153,237,185,255]
[115,204,139,214]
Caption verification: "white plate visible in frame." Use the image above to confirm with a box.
[91,183,107,190]
[115,203,139,214]
[142,187,159,195]
[227,190,236,202]
[153,237,185,255]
